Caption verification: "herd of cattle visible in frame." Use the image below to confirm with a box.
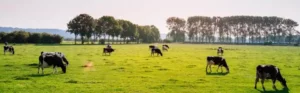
[3,44,288,91]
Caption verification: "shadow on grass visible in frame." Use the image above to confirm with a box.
[14,74,51,80]
[206,72,229,76]
[24,63,39,68]
[28,74,51,77]
[256,87,289,93]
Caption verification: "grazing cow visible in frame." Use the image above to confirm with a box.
[38,52,69,74]
[254,65,287,91]
[217,47,224,56]
[151,49,163,56]
[162,45,169,51]
[3,45,15,55]
[103,48,115,56]
[206,56,229,73]
[162,45,169,49]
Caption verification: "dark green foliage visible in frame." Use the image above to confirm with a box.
[67,14,161,44]
[0,31,63,44]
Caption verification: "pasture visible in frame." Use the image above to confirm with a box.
[0,44,300,93]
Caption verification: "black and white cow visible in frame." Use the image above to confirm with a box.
[162,45,169,51]
[103,48,115,56]
[206,56,229,73]
[38,52,69,74]
[151,49,163,56]
[254,65,287,91]
[4,45,14,55]
[217,47,224,56]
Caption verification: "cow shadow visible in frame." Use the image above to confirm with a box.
[206,72,229,76]
[26,74,51,77]
[24,63,39,68]
[256,87,289,93]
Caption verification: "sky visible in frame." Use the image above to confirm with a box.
[0,0,299,34]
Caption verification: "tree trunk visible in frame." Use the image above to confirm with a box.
[103,34,106,44]
[75,35,77,45]
[81,36,84,45]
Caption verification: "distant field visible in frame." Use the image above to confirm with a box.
[0,44,299,93]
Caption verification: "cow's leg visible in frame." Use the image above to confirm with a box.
[217,65,220,72]
[272,78,277,90]
[220,66,223,72]
[42,66,44,75]
[254,78,259,89]
[53,66,57,74]
[206,64,209,73]
[38,66,40,74]
[261,79,265,91]
[209,65,212,72]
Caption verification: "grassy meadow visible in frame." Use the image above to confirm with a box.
[0,44,300,93]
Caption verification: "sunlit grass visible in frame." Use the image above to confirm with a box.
[0,44,299,93]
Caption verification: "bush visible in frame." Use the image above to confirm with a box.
[264,41,273,45]
[163,39,172,43]
[0,31,63,44]
[294,43,299,46]
[99,39,105,44]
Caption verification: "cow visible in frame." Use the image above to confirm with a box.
[254,65,287,91]
[217,47,224,56]
[4,45,15,55]
[103,48,115,56]
[38,52,69,74]
[163,45,169,49]
[206,56,229,73]
[151,49,163,56]
[162,45,169,51]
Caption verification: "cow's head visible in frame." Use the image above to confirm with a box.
[281,78,287,88]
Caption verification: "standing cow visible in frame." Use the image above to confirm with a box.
[38,52,69,74]
[103,48,115,56]
[151,48,163,56]
[254,65,287,91]
[4,45,15,55]
[206,56,229,73]
[217,47,224,56]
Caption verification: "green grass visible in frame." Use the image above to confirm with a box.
[0,44,300,93]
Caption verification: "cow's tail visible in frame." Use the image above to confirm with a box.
[222,59,229,72]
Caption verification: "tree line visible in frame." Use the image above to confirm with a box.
[67,14,161,44]
[166,16,300,44]
[0,31,63,44]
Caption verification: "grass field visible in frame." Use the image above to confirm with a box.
[0,44,300,93]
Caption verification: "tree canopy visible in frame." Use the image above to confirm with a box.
[67,14,161,44]
[167,16,299,44]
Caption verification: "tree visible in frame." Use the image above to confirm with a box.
[96,16,118,44]
[67,14,94,44]
[166,17,186,42]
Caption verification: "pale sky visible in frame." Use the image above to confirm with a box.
[0,0,299,34]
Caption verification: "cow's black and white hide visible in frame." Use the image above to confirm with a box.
[3,45,14,55]
[217,47,224,56]
[38,52,69,74]
[151,49,163,56]
[103,48,115,56]
[254,65,287,91]
[206,56,229,73]
[149,45,155,50]
[162,45,169,51]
